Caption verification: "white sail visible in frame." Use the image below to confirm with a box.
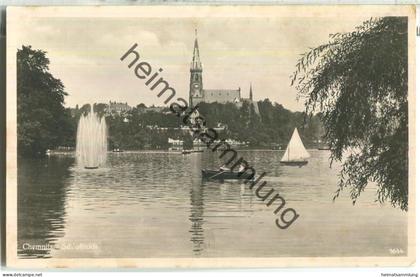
[281,128,310,162]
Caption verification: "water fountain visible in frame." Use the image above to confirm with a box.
[76,104,108,169]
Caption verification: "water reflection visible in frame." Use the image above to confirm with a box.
[17,150,408,258]
[189,153,205,255]
[18,156,74,258]
[189,180,205,255]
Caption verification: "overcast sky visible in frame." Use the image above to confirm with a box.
[13,13,370,111]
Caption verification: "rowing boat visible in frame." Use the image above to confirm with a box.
[201,169,254,180]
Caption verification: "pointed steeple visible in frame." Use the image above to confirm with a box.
[249,83,253,101]
[191,29,202,70]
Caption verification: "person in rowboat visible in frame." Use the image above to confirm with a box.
[219,163,231,171]
[238,162,246,173]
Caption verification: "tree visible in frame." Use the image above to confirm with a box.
[291,17,408,210]
[17,46,73,157]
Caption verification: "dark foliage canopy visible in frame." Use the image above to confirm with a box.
[17,46,74,157]
[291,17,408,210]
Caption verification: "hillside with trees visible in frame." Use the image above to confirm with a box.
[69,100,324,151]
[17,45,323,157]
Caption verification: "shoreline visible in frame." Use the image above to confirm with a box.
[47,148,327,155]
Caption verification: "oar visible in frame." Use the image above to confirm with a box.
[209,170,227,180]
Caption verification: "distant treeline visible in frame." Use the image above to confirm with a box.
[17,45,323,157]
[69,100,324,151]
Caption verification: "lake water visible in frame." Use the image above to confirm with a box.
[18,150,407,258]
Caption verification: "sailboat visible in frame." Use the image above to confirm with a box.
[280,128,310,167]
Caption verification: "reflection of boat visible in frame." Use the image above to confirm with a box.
[280,160,308,167]
[280,128,310,167]
[182,150,191,155]
[201,169,254,180]
[84,166,99,169]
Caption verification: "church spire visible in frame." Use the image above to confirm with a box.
[249,83,253,101]
[191,29,202,70]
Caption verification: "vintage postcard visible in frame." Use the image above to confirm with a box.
[5,5,416,268]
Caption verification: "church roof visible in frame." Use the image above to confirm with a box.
[203,89,240,93]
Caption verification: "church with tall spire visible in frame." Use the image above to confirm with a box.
[189,30,259,114]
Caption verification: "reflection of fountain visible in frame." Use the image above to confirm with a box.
[76,104,107,169]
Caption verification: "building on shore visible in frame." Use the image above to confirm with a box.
[106,101,132,115]
[189,30,260,115]
[168,138,184,151]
